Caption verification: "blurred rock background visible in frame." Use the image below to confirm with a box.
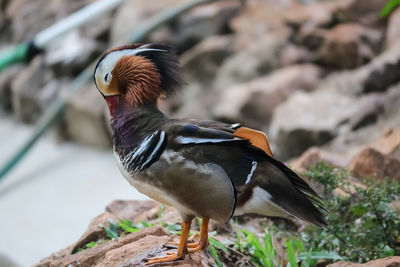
[0,0,400,266]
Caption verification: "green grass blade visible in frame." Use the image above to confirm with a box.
[209,244,223,267]
[380,0,400,17]
[209,237,228,252]
[286,239,297,267]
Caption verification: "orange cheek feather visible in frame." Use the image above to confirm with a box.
[234,127,273,157]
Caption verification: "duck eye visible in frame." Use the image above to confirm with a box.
[104,73,111,83]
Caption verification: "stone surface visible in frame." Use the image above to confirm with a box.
[213,64,322,128]
[45,30,101,76]
[333,0,388,28]
[284,1,335,30]
[347,148,400,181]
[290,147,347,173]
[173,0,241,52]
[180,35,235,85]
[316,23,382,69]
[110,0,186,45]
[386,7,400,48]
[230,0,289,36]
[106,200,159,222]
[270,90,377,160]
[370,128,400,160]
[65,82,111,148]
[214,35,286,90]
[5,0,92,42]
[327,256,400,267]
[0,64,24,112]
[34,200,218,267]
[10,56,55,123]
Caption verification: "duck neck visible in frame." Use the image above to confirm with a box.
[111,99,166,155]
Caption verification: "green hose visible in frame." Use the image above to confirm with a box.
[0,43,29,72]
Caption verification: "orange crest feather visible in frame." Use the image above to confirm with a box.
[113,56,162,105]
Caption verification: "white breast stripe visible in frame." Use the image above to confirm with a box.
[245,161,257,184]
[141,131,166,168]
[123,133,154,168]
[175,136,240,144]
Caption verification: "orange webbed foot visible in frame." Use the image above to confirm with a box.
[145,253,184,265]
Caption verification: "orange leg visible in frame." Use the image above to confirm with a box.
[145,220,191,265]
[167,218,210,249]
[188,218,209,252]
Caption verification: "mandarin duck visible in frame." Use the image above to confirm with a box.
[94,43,326,265]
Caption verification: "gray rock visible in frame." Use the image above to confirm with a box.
[317,23,382,69]
[386,7,400,48]
[323,84,400,161]
[45,30,101,76]
[110,0,186,46]
[314,41,400,96]
[333,0,388,28]
[65,82,111,148]
[172,0,241,51]
[181,35,235,85]
[5,0,91,42]
[270,90,388,160]
[213,64,322,128]
[11,56,54,123]
[0,64,24,112]
[284,1,335,30]
[214,35,285,90]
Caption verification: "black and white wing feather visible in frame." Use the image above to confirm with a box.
[121,130,167,172]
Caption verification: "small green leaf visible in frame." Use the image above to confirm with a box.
[380,0,400,18]
[118,220,140,233]
[139,221,154,228]
[86,241,97,248]
[209,237,228,252]
[209,244,223,267]
[158,204,165,219]
[286,239,297,267]
[236,230,243,253]
[99,218,119,240]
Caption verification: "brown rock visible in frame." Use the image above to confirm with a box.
[106,200,159,222]
[35,199,215,267]
[279,44,313,66]
[65,82,111,148]
[98,234,171,267]
[333,0,388,28]
[370,128,400,160]
[214,35,286,90]
[11,56,55,123]
[213,64,322,128]
[290,147,347,173]
[230,0,289,36]
[347,148,400,181]
[0,64,24,112]
[285,1,335,30]
[386,8,400,48]
[327,256,400,267]
[316,23,382,69]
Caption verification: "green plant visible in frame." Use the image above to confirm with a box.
[300,162,400,262]
[381,0,400,17]
[78,218,154,252]
[232,228,342,267]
